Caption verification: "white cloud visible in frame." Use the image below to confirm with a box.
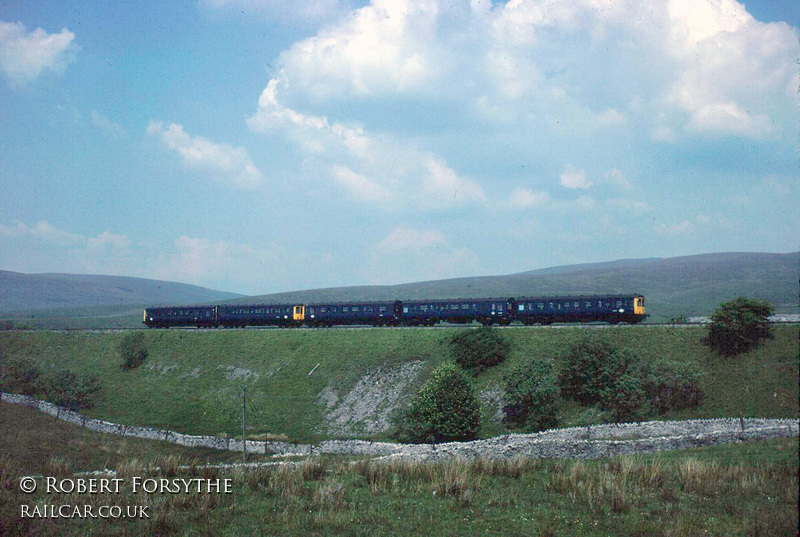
[90,111,125,136]
[152,235,296,293]
[603,169,631,191]
[365,225,479,284]
[147,121,263,189]
[559,165,591,189]
[686,102,772,137]
[267,0,440,99]
[86,231,132,256]
[0,221,139,276]
[0,20,77,87]
[248,79,485,209]
[655,220,694,236]
[0,220,83,246]
[247,0,797,217]
[377,226,447,253]
[331,165,393,203]
[505,188,550,209]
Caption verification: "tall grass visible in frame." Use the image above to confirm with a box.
[2,438,797,536]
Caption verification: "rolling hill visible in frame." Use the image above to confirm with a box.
[0,271,242,313]
[237,252,798,321]
[1,251,796,326]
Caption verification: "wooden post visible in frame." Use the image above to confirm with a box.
[242,385,247,463]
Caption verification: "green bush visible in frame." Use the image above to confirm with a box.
[557,337,704,423]
[119,332,148,370]
[502,359,559,432]
[449,326,510,374]
[557,338,630,405]
[0,355,40,395]
[706,297,773,356]
[642,361,704,415]
[601,373,647,423]
[0,353,100,410]
[35,370,101,411]
[395,363,481,444]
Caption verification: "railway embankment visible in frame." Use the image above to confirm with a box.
[3,391,796,463]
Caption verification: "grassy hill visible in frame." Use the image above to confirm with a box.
[229,252,797,323]
[1,251,796,327]
[0,271,242,313]
[2,399,796,536]
[1,325,795,442]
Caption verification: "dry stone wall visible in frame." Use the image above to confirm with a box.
[2,391,796,462]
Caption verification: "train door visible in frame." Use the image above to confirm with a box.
[293,305,305,321]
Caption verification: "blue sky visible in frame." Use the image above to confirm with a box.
[1,0,798,295]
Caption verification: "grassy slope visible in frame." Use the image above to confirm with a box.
[1,326,796,442]
[1,407,796,536]
[0,402,264,475]
[3,252,796,328]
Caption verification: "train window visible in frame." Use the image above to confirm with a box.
[586,301,592,308]
[403,307,409,313]
[574,302,580,308]
[518,304,525,311]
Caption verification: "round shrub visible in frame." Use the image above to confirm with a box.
[502,359,559,432]
[449,326,510,374]
[706,297,773,356]
[395,363,481,444]
[119,332,148,370]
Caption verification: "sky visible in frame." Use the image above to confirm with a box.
[1,0,798,296]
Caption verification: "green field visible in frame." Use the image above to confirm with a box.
[1,325,797,536]
[1,325,796,442]
[1,400,797,537]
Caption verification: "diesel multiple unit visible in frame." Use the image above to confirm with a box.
[144,294,646,328]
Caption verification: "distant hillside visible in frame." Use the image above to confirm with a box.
[0,271,242,313]
[237,252,798,322]
[1,252,796,326]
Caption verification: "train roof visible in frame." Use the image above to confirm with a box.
[146,293,645,310]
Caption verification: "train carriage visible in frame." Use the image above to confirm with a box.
[514,294,646,324]
[216,304,296,327]
[305,301,398,326]
[400,298,515,325]
[144,306,216,328]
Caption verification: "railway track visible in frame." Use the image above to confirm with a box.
[3,320,797,334]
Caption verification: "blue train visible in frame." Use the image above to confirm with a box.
[143,294,647,328]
